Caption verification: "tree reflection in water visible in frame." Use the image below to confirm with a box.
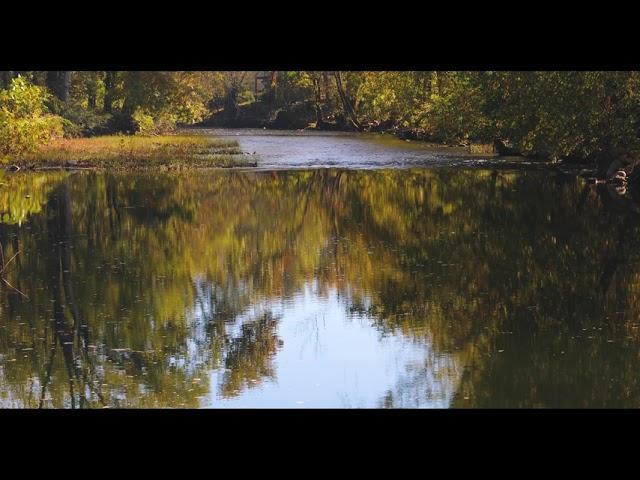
[0,168,640,407]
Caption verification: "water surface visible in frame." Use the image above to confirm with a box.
[1,132,639,408]
[198,128,498,169]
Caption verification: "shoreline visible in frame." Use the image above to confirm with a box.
[189,124,640,181]
[1,129,633,186]
[188,122,562,160]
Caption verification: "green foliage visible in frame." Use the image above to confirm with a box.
[122,72,219,125]
[132,108,177,136]
[356,72,431,127]
[332,71,640,160]
[70,71,103,109]
[5,71,640,163]
[132,108,158,135]
[364,71,640,160]
[47,98,113,137]
[477,71,640,160]
[0,77,63,158]
[274,71,315,106]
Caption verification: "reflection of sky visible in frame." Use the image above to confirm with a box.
[0,366,44,408]
[184,277,215,374]
[199,282,459,408]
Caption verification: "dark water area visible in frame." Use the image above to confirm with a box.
[1,131,640,408]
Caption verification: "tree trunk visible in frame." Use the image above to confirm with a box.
[267,71,278,109]
[312,74,325,128]
[122,71,144,116]
[86,73,98,110]
[223,72,247,124]
[46,71,71,102]
[333,71,361,130]
[322,72,330,101]
[224,86,239,123]
[103,71,117,113]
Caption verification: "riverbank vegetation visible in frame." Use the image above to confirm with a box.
[2,71,640,173]
[207,72,640,171]
[0,72,250,169]
[16,135,249,170]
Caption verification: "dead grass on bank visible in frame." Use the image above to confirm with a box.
[11,135,256,170]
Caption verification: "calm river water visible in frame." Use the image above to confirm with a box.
[0,130,639,408]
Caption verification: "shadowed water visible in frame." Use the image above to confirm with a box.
[0,164,639,408]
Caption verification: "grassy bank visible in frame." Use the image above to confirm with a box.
[7,135,257,170]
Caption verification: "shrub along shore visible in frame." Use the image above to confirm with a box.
[0,74,256,171]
